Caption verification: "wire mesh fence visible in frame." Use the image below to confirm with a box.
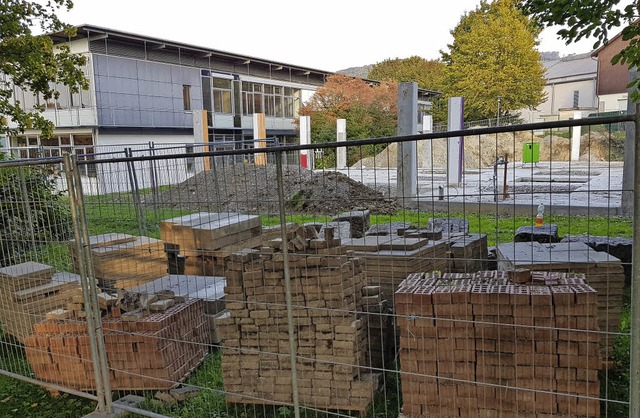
[0,112,636,417]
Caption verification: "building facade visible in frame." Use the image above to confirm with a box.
[591,29,632,113]
[5,25,330,165]
[521,52,598,123]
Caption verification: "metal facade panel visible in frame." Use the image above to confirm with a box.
[92,54,200,128]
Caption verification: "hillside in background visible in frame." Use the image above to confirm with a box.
[337,51,569,80]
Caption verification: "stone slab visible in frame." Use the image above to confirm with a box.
[332,210,370,238]
[515,224,560,243]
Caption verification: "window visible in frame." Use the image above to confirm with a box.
[183,85,191,111]
[573,90,579,108]
[212,78,233,114]
[241,82,263,115]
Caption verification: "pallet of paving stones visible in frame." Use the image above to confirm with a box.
[496,241,625,355]
[160,212,262,276]
[219,225,380,413]
[70,233,167,289]
[342,236,449,306]
[25,295,207,390]
[128,273,227,344]
[0,262,81,343]
[396,270,601,418]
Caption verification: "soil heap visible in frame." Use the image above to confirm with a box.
[149,163,397,215]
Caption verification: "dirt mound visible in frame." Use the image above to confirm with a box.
[352,130,623,169]
[150,163,397,215]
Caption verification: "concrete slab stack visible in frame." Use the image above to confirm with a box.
[396,270,601,418]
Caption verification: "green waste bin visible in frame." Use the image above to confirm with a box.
[522,142,540,164]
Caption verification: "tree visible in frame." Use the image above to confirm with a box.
[298,74,398,167]
[520,0,640,99]
[441,0,546,121]
[0,0,88,138]
[367,56,446,92]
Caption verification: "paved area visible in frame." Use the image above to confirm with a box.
[334,161,625,214]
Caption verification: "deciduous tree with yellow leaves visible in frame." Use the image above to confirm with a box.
[441,0,546,122]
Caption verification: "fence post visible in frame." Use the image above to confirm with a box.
[631,101,640,417]
[275,151,301,418]
[124,148,147,236]
[63,153,113,413]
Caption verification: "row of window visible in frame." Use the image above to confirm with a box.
[201,76,301,118]
[12,83,93,111]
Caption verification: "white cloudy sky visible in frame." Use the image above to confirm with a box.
[57,0,605,72]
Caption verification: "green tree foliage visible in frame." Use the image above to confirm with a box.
[520,0,640,99]
[298,74,397,167]
[441,0,546,121]
[0,0,88,138]
[0,165,71,267]
[367,56,446,91]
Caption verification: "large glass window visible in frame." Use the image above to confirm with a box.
[183,85,192,111]
[242,82,264,115]
[212,78,232,114]
[263,84,300,117]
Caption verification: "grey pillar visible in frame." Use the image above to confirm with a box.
[447,97,465,186]
[336,119,347,169]
[396,82,418,201]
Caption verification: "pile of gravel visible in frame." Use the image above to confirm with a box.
[148,163,397,215]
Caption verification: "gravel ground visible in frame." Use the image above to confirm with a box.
[148,163,397,215]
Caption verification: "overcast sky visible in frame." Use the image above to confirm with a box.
[57,0,603,72]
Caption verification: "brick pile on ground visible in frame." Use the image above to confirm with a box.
[70,233,167,289]
[219,225,380,413]
[444,233,488,274]
[0,262,80,343]
[397,270,601,418]
[25,294,207,390]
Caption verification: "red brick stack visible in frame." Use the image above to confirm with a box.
[219,225,379,414]
[24,298,207,390]
[396,270,601,418]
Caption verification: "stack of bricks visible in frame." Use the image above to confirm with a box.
[0,262,80,343]
[220,224,380,413]
[396,270,601,418]
[24,298,207,390]
[496,241,626,356]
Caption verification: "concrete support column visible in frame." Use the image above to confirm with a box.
[396,82,418,200]
[253,113,267,165]
[447,97,464,186]
[299,115,311,169]
[570,111,582,161]
[422,114,433,171]
[336,119,347,169]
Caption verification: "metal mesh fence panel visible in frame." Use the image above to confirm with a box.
[0,113,636,417]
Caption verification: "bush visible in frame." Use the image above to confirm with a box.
[0,164,71,267]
